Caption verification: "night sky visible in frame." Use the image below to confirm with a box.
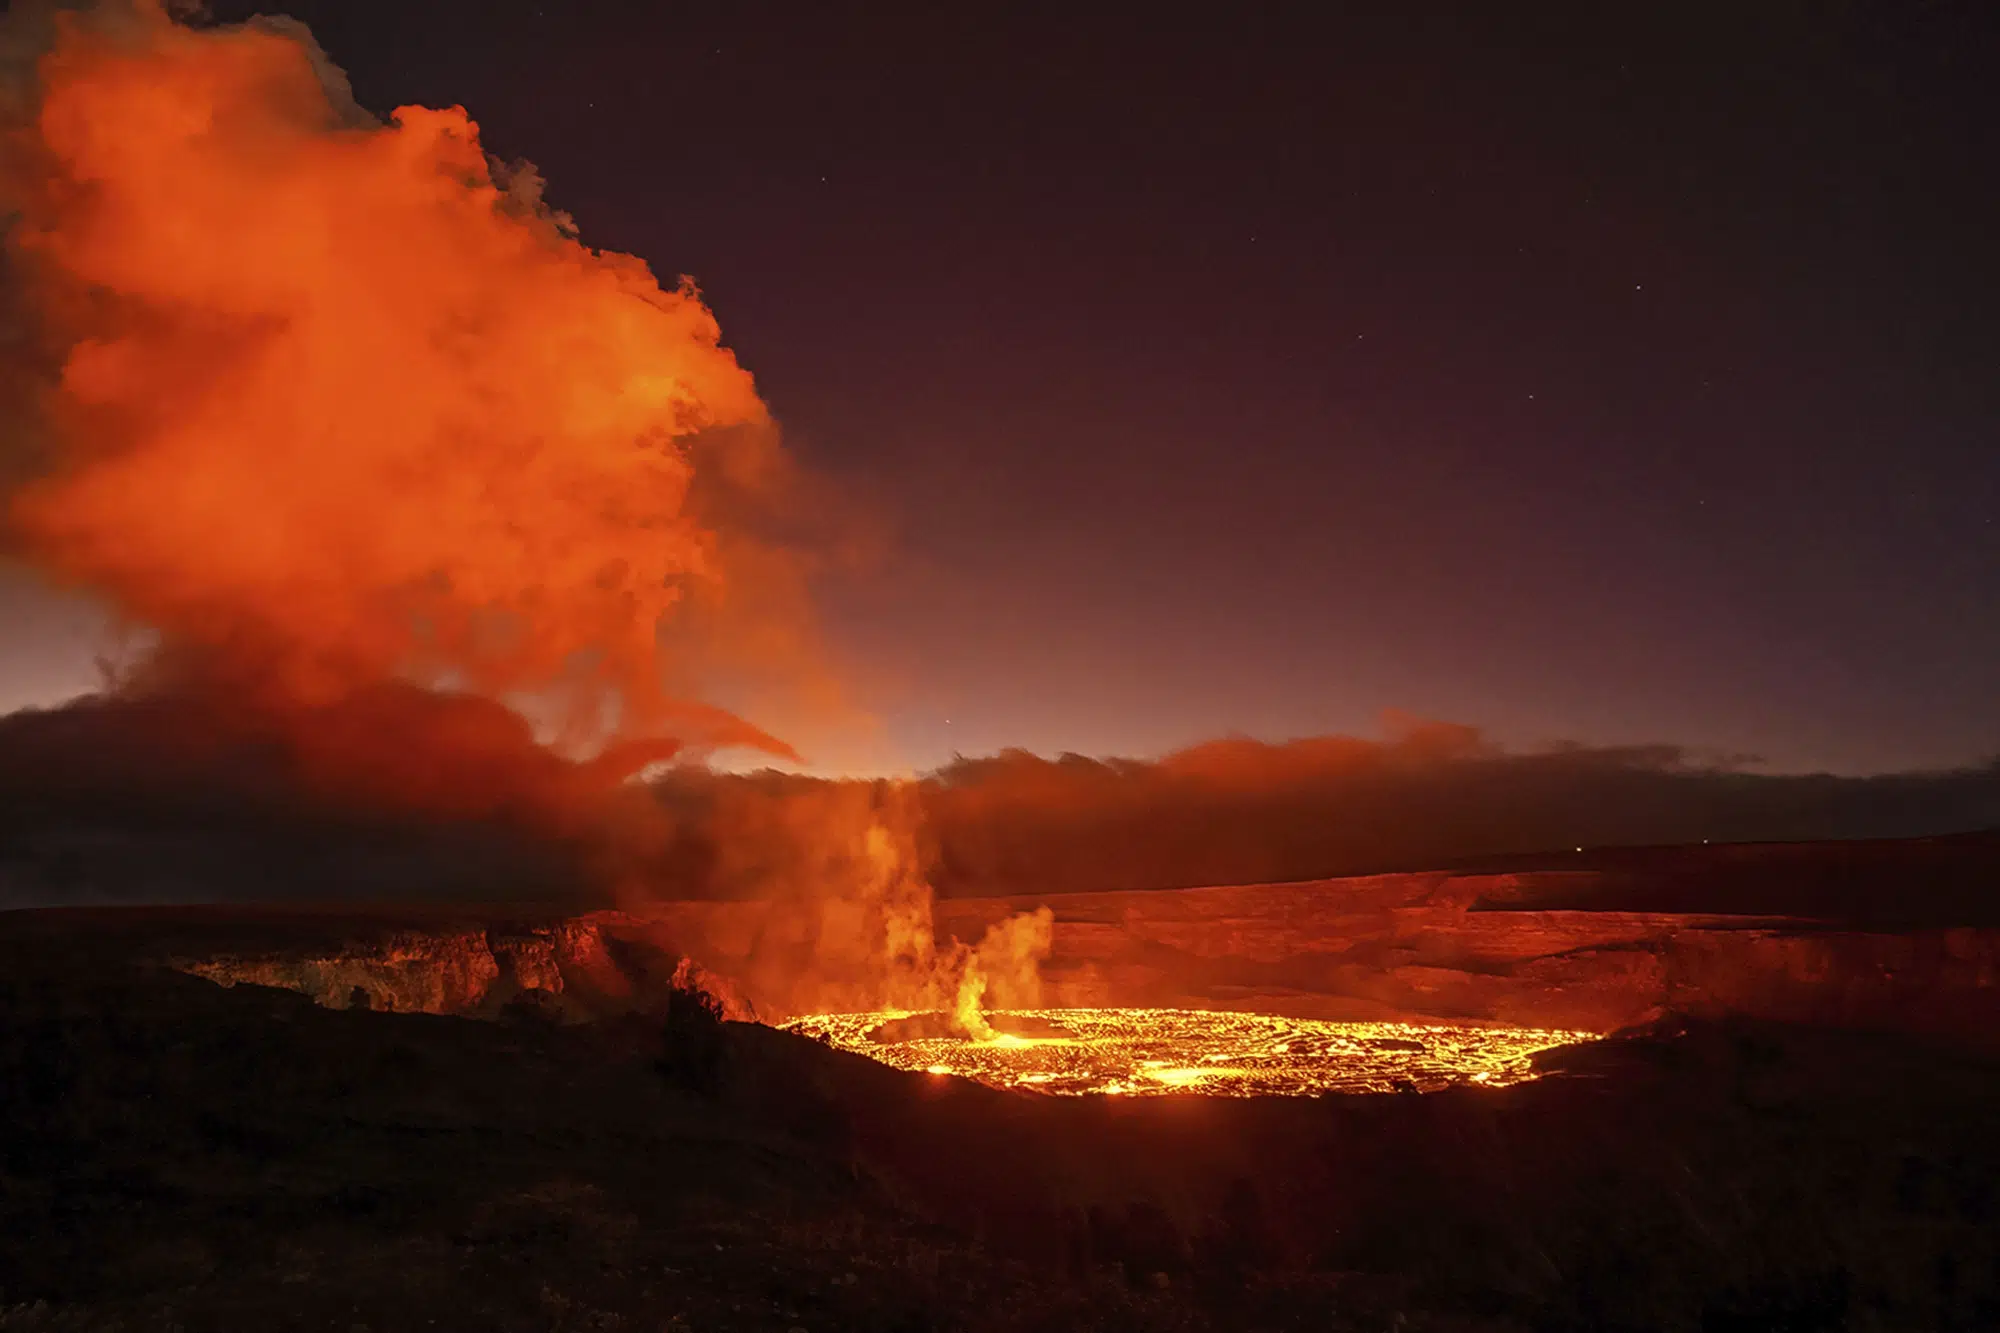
[4,0,1996,775]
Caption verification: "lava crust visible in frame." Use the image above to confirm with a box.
[784,1006,1599,1096]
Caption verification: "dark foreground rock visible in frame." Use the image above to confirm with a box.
[3,922,1999,1331]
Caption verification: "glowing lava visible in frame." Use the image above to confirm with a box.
[781,1007,1599,1097]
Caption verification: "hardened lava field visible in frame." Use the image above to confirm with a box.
[781,1007,1599,1097]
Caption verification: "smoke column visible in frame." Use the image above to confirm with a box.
[0,0,801,810]
[0,1,1053,1015]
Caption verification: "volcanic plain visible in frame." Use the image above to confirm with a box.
[4,834,1998,1331]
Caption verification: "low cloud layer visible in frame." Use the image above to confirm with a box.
[662,721,2000,898]
[5,700,1994,914]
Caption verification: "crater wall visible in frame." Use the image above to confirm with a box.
[72,860,1997,1047]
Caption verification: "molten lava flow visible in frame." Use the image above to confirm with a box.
[782,1007,1599,1097]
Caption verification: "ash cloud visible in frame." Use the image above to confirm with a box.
[0,0,834,825]
[0,1,1021,1018]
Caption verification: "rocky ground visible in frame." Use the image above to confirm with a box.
[3,915,1998,1332]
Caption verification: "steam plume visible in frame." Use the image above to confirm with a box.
[0,0,798,802]
[0,1,1053,1022]
[623,777,1052,1021]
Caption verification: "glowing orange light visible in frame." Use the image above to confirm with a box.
[783,1007,1598,1098]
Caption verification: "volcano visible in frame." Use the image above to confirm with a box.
[1,2,1995,1328]
[5,836,2000,1330]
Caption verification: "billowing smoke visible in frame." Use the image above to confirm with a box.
[0,0,800,813]
[626,778,1051,1021]
[0,1,1052,1021]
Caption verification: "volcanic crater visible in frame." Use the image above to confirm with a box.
[7,832,2000,1329]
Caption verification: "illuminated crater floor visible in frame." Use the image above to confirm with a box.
[781,1007,1600,1097]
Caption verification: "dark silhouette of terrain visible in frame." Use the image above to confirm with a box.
[1458,828,2000,926]
[2,914,1997,1331]
[5,698,1998,1326]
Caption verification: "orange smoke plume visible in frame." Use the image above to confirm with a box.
[0,1,1048,1009]
[0,0,800,803]
[628,777,1054,1022]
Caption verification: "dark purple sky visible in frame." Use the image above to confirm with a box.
[6,1,1996,774]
